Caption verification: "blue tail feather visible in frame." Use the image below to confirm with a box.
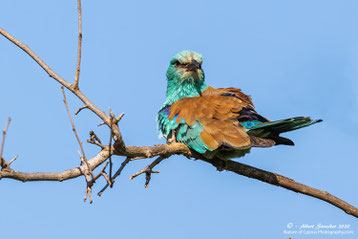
[245,117,322,135]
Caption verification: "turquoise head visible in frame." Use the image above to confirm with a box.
[164,51,207,104]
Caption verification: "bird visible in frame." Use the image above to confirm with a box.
[157,50,322,160]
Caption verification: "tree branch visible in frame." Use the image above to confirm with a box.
[7,154,18,166]
[130,155,168,188]
[61,86,94,179]
[129,156,164,180]
[0,138,357,217]
[73,0,82,90]
[0,27,124,146]
[0,117,11,168]
[0,149,109,182]
[98,157,131,196]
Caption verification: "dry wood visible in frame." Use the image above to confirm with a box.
[73,0,82,90]
[0,117,11,168]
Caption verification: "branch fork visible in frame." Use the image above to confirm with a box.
[130,156,168,188]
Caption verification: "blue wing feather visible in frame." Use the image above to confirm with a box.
[157,106,211,153]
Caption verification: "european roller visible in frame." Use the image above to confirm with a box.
[157,50,322,159]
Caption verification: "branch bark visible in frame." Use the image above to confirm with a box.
[0,149,109,182]
[0,26,125,150]
[73,0,82,90]
[0,117,11,168]
[61,86,94,179]
[1,140,357,218]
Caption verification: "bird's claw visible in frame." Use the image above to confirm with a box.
[167,130,177,144]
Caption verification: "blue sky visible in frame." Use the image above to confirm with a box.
[1,1,357,238]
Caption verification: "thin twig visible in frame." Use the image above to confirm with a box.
[84,185,93,203]
[87,139,105,149]
[97,122,105,127]
[112,158,131,180]
[129,156,167,188]
[116,113,125,123]
[75,106,88,115]
[0,27,125,145]
[98,157,131,196]
[73,0,82,90]
[87,131,104,148]
[144,169,159,188]
[8,155,19,166]
[0,149,110,182]
[61,86,94,179]
[101,172,112,186]
[0,117,11,168]
[108,108,114,185]
[130,156,147,161]
[79,153,94,203]
[89,131,101,144]
[92,161,109,181]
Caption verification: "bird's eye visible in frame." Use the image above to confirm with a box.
[173,61,180,67]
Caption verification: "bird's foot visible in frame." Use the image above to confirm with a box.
[167,138,176,144]
[215,160,227,171]
[166,130,177,144]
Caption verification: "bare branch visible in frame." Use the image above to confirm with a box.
[129,156,147,161]
[87,139,105,149]
[75,106,88,115]
[130,156,166,180]
[87,131,104,149]
[0,137,357,217]
[89,131,101,144]
[0,149,109,182]
[0,117,11,168]
[98,157,131,196]
[116,113,125,123]
[100,171,112,186]
[108,110,114,184]
[0,27,121,140]
[97,122,106,127]
[105,110,125,185]
[84,185,93,203]
[61,86,94,180]
[8,155,18,166]
[129,155,166,188]
[112,157,131,181]
[120,143,191,159]
[73,0,82,90]
[92,161,109,182]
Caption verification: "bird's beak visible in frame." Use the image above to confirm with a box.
[186,59,201,71]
